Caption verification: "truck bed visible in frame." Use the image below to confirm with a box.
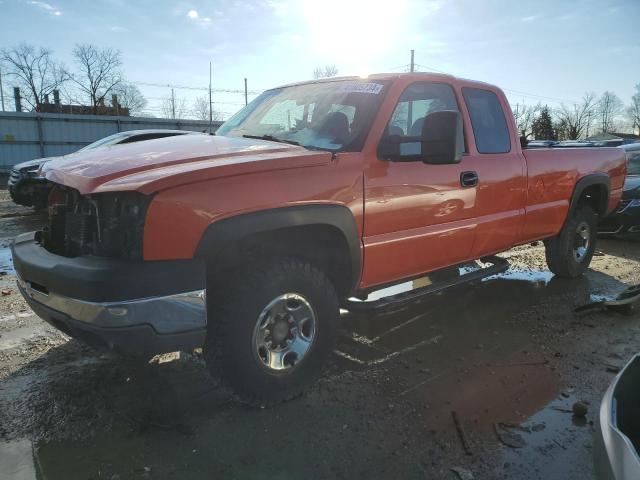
[520,146,627,242]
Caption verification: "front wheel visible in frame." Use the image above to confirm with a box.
[204,257,339,405]
[544,205,597,278]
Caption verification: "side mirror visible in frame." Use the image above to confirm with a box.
[378,110,464,164]
[419,110,464,165]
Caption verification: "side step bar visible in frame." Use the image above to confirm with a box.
[343,256,509,312]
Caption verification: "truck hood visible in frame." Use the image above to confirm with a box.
[44,134,331,195]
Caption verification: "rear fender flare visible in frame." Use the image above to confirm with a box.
[568,173,610,216]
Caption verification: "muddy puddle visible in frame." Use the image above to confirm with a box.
[0,439,37,480]
[0,325,50,351]
[0,213,46,242]
[0,245,15,275]
[499,393,595,479]
[336,269,589,431]
[0,207,45,276]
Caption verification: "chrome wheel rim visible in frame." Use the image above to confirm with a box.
[252,293,316,371]
[573,221,591,262]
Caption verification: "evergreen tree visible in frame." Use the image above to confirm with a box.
[531,106,556,140]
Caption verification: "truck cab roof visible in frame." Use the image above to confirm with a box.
[273,72,498,93]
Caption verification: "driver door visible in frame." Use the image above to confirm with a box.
[361,81,478,289]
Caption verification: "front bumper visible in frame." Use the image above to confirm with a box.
[11,232,207,356]
[598,200,640,236]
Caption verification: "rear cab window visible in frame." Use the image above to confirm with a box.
[462,88,511,154]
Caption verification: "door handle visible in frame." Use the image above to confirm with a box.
[460,171,478,187]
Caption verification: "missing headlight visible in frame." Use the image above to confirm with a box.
[43,186,151,260]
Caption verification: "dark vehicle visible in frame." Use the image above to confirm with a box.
[526,140,600,149]
[555,141,598,148]
[599,143,640,237]
[525,140,559,148]
[8,129,202,209]
[594,353,640,480]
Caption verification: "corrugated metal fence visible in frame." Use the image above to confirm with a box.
[0,111,223,172]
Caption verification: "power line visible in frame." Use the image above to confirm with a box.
[410,55,581,104]
[144,96,248,105]
[393,59,580,105]
[386,64,409,71]
[413,63,448,74]
[130,80,262,95]
[501,88,579,105]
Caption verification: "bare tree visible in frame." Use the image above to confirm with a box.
[192,95,223,121]
[512,102,540,138]
[554,93,597,140]
[0,43,67,110]
[597,91,623,134]
[627,83,640,136]
[112,82,146,116]
[160,93,188,119]
[313,65,338,79]
[69,44,123,113]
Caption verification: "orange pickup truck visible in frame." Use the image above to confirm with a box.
[12,73,626,403]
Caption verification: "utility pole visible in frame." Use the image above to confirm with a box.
[244,78,248,106]
[209,61,213,133]
[0,69,5,111]
[408,50,415,129]
[171,88,176,119]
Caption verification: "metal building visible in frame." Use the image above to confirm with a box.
[0,111,222,172]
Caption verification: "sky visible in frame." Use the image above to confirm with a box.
[1,0,639,119]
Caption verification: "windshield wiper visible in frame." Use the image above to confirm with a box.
[242,134,301,146]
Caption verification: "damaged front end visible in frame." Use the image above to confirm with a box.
[40,185,151,260]
[11,183,207,356]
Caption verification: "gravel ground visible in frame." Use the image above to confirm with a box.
[1,187,639,480]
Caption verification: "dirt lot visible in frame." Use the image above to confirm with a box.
[1,187,640,480]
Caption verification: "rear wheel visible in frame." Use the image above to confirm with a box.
[204,257,339,405]
[544,205,597,278]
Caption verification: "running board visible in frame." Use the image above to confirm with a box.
[343,256,509,312]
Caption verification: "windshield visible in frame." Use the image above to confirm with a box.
[78,132,130,152]
[627,150,640,175]
[216,79,389,151]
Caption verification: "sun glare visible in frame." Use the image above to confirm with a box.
[301,0,407,60]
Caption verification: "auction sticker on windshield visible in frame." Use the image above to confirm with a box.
[337,83,385,94]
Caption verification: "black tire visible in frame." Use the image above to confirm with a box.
[544,205,597,278]
[204,257,339,405]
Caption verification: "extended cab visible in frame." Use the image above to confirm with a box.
[12,73,626,404]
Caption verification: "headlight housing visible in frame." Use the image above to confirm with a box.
[22,166,40,178]
[42,186,151,260]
